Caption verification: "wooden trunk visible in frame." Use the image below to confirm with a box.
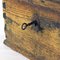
[3,0,60,60]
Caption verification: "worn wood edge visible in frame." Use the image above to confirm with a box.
[4,29,42,60]
[4,39,38,60]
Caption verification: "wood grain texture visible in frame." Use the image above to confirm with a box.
[3,0,60,60]
[3,0,60,22]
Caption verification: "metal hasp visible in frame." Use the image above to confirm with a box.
[21,12,43,31]
[21,20,43,31]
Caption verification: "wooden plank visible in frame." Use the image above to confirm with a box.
[3,0,60,60]
[4,0,60,23]
[18,0,60,12]
[4,17,60,60]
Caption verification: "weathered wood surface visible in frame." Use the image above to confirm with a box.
[3,0,60,60]
[3,0,60,23]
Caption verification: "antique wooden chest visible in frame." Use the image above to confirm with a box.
[3,0,60,60]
